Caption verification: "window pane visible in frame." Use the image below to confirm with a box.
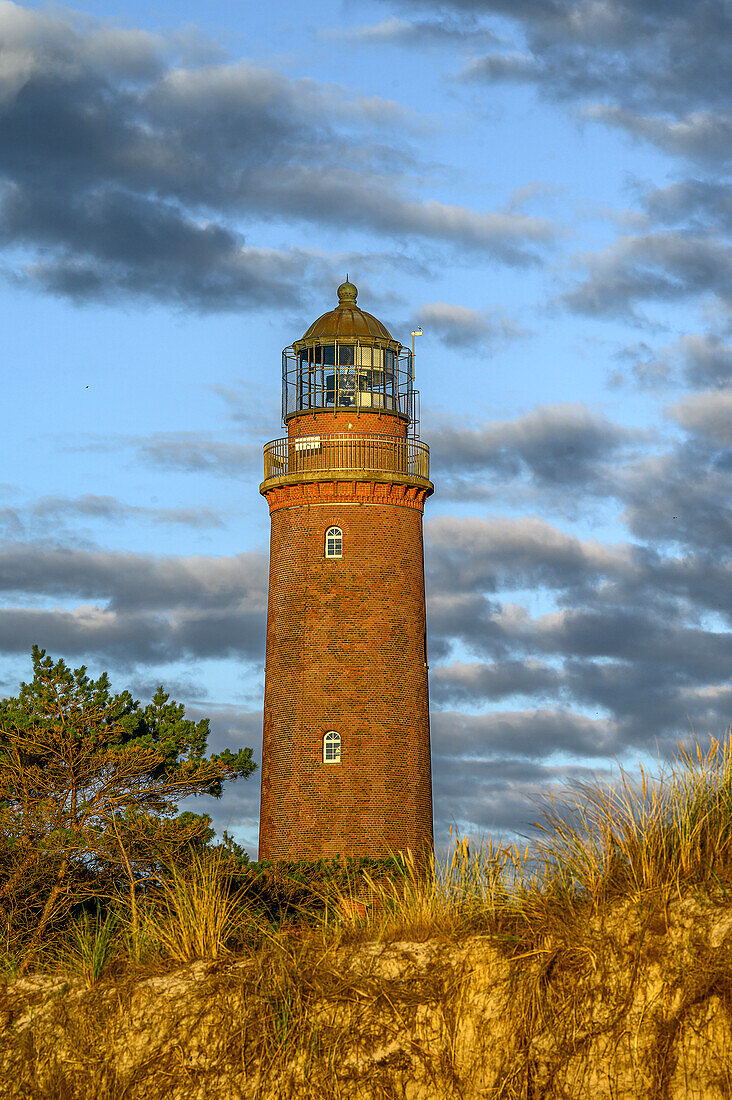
[324,731,341,763]
[338,367,355,406]
[325,527,343,558]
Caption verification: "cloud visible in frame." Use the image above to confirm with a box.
[427,509,732,625]
[423,506,732,755]
[0,543,267,609]
[431,753,609,840]
[462,51,539,84]
[0,1,557,308]
[134,435,262,476]
[1,181,327,309]
[675,333,732,389]
[620,450,732,553]
[430,612,732,754]
[563,232,732,320]
[432,707,620,761]
[520,609,732,682]
[415,301,526,350]
[0,543,267,665]
[322,14,499,48]
[586,105,732,166]
[668,388,732,444]
[72,425,265,478]
[431,658,561,704]
[0,493,225,541]
[454,1,730,111]
[373,2,732,332]
[610,340,675,390]
[176,704,263,856]
[429,402,637,501]
[643,180,732,234]
[0,601,265,666]
[206,381,281,438]
[426,514,635,597]
[613,333,732,391]
[376,0,731,165]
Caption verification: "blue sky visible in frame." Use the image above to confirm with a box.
[1,0,730,854]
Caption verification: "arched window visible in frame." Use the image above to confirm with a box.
[325,526,343,558]
[323,730,341,764]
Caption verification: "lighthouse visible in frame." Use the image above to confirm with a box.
[258,281,434,861]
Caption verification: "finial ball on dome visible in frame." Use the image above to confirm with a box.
[337,278,358,305]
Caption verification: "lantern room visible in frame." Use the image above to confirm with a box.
[282,280,417,428]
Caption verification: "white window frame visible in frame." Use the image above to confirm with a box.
[323,730,341,764]
[325,526,343,558]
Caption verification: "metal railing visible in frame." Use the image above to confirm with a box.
[263,432,430,483]
[282,344,418,432]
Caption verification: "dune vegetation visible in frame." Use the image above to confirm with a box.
[2,651,732,1096]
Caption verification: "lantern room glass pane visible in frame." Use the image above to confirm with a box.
[287,342,411,418]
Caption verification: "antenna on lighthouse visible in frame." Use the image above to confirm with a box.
[410,327,423,381]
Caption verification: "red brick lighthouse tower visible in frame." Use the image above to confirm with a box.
[258,281,433,860]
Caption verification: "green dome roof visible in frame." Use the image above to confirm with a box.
[296,282,398,346]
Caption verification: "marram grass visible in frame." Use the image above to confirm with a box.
[9,733,732,974]
[330,735,732,944]
[148,848,261,963]
[5,737,732,1100]
[57,907,119,988]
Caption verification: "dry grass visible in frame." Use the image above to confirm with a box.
[4,735,732,1098]
[347,736,732,950]
[16,734,732,969]
[331,836,529,943]
[527,737,732,919]
[147,849,262,963]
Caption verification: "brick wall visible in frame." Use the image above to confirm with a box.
[286,408,408,440]
[258,474,433,861]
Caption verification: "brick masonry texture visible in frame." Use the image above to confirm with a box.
[285,408,408,441]
[259,434,433,861]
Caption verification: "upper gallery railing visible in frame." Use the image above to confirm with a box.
[262,432,430,484]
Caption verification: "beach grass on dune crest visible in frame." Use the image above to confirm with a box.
[331,735,732,943]
[6,733,732,975]
[57,907,119,988]
[533,736,732,905]
[4,736,732,1099]
[147,849,264,963]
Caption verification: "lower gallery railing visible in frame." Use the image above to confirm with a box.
[263,433,430,482]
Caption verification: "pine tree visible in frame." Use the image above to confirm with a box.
[0,647,256,969]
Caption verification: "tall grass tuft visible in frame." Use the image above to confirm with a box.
[150,849,258,962]
[59,907,119,988]
[120,903,165,967]
[535,737,732,907]
[328,736,732,947]
[339,837,529,940]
